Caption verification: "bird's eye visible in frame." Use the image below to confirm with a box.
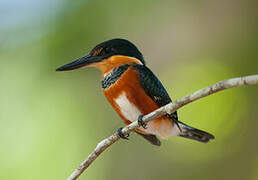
[93,47,114,56]
[105,47,111,53]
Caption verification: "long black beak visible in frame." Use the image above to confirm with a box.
[56,54,101,71]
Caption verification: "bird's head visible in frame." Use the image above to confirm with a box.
[56,39,145,74]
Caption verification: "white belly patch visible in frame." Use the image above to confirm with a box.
[114,92,178,139]
[115,92,141,122]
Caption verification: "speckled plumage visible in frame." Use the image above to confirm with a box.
[132,64,179,123]
[101,64,129,89]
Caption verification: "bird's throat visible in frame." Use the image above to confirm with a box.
[92,55,143,76]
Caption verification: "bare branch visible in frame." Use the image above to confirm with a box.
[67,74,258,180]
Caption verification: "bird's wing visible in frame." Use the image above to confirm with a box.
[133,64,178,121]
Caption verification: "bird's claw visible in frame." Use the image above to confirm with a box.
[117,127,129,140]
[138,115,147,129]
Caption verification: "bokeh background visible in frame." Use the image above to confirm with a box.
[1,0,258,179]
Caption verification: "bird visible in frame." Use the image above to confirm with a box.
[56,38,214,146]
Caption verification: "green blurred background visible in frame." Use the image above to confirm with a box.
[1,0,258,179]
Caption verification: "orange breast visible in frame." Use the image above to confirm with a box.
[102,66,175,138]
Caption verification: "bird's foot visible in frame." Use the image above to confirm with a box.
[138,115,147,129]
[117,127,129,140]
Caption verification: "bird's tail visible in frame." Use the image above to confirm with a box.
[136,132,161,146]
[178,121,215,143]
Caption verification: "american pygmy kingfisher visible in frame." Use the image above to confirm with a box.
[56,39,214,146]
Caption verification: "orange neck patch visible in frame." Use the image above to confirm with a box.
[91,55,143,76]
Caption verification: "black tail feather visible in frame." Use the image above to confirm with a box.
[137,132,161,146]
[178,121,215,143]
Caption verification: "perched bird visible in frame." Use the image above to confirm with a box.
[56,38,214,146]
